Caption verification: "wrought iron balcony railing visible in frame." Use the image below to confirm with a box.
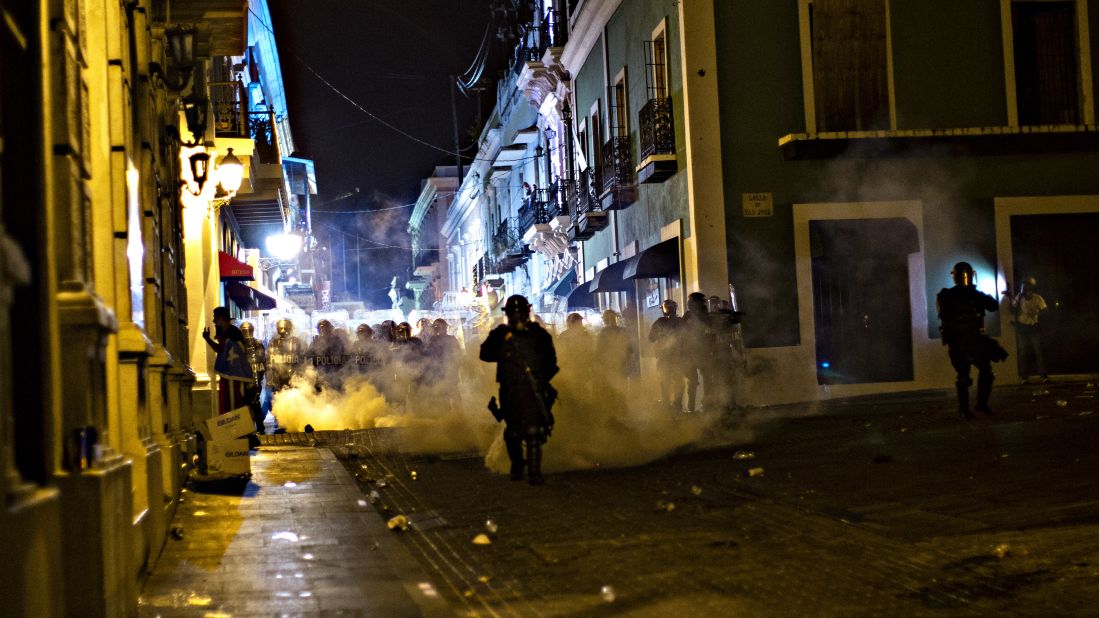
[249,111,281,163]
[509,9,567,75]
[638,97,675,160]
[601,137,634,194]
[568,169,601,219]
[210,80,248,137]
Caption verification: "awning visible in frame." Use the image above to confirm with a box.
[566,280,594,309]
[623,237,681,280]
[549,270,577,297]
[226,281,277,311]
[218,251,254,281]
[589,259,634,293]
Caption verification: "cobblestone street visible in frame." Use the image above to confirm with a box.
[339,381,1099,616]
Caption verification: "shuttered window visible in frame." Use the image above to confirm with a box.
[1012,1,1080,125]
[810,0,891,132]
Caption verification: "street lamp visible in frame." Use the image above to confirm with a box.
[218,148,244,194]
[163,25,196,91]
[181,96,208,146]
[266,232,303,261]
[187,151,210,195]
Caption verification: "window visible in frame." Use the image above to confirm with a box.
[577,119,589,170]
[1010,1,1082,124]
[801,0,893,132]
[612,69,629,137]
[589,100,602,169]
[648,21,669,100]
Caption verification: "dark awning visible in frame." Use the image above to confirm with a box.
[623,238,680,280]
[226,281,277,311]
[566,280,594,309]
[549,270,577,297]
[589,259,634,293]
[218,251,254,281]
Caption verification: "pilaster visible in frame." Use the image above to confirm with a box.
[677,0,729,294]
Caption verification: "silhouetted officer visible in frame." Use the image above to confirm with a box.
[480,295,558,484]
[937,262,1004,418]
[308,319,347,390]
[649,299,686,412]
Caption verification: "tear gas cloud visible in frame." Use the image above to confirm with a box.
[268,318,742,474]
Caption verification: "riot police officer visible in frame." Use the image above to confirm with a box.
[649,299,687,413]
[937,262,1003,418]
[350,323,381,376]
[266,319,304,393]
[309,319,347,390]
[480,295,558,484]
[239,322,267,433]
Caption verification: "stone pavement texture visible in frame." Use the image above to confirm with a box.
[337,381,1099,616]
[142,382,1099,616]
[140,446,449,616]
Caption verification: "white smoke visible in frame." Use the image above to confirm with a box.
[268,323,738,474]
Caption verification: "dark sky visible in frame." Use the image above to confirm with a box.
[268,0,496,307]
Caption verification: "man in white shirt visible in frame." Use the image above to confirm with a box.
[1009,277,1049,383]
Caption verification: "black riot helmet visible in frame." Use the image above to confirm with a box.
[951,262,975,287]
[504,295,532,325]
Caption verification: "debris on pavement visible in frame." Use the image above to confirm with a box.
[733,450,755,460]
[1056,399,1068,407]
[410,470,418,480]
[746,467,765,477]
[691,485,703,496]
[993,544,1011,560]
[375,479,388,488]
[472,533,492,545]
[387,514,409,532]
[1080,411,1094,416]
[170,526,184,540]
[600,585,616,602]
[368,489,380,504]
[484,519,498,534]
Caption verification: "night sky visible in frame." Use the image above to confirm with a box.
[269,0,497,307]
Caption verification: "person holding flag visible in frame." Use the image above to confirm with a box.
[203,306,254,414]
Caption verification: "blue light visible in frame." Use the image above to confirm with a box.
[821,362,831,368]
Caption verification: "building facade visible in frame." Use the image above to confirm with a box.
[2,0,313,614]
[425,0,1099,405]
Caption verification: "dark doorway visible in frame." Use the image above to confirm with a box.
[810,218,918,384]
[1010,212,1099,375]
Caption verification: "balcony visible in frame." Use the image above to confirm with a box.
[637,97,677,183]
[491,219,530,274]
[600,137,637,210]
[568,169,608,241]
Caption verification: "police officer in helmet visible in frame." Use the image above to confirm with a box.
[479,295,559,484]
[937,262,1005,418]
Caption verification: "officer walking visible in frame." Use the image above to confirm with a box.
[937,262,1003,418]
[480,295,558,485]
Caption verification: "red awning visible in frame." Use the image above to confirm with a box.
[226,281,277,312]
[218,251,254,281]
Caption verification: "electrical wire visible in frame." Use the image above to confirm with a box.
[249,6,559,165]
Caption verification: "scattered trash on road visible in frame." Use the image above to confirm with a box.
[410,470,418,480]
[1056,399,1068,407]
[170,527,184,540]
[484,519,498,534]
[746,467,765,477]
[600,585,616,602]
[387,515,409,532]
[994,544,1011,559]
[375,479,388,488]
[472,533,492,545]
[733,450,755,460]
[368,490,380,504]
[691,485,703,496]
[1080,411,1094,417]
[478,575,491,583]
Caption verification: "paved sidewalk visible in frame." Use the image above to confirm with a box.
[140,446,449,616]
